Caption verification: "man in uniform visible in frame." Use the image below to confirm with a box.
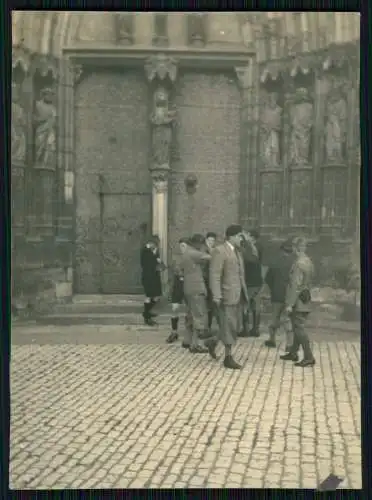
[166,237,189,344]
[140,235,163,326]
[204,232,218,334]
[180,234,211,353]
[280,237,315,367]
[239,229,263,338]
[264,238,295,349]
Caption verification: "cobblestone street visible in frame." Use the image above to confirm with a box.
[9,332,361,490]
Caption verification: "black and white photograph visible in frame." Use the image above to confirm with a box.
[10,11,361,490]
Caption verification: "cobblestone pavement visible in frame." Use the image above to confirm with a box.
[9,340,361,489]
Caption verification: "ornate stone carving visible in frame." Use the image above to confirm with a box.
[151,170,169,193]
[114,13,134,45]
[324,78,348,164]
[33,86,57,168]
[32,54,59,80]
[11,80,27,164]
[260,63,282,84]
[187,13,206,46]
[12,46,31,74]
[145,54,177,83]
[150,86,177,167]
[69,63,83,86]
[235,64,253,89]
[287,87,314,166]
[260,91,283,169]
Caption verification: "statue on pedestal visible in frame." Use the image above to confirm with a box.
[260,91,282,168]
[288,87,314,166]
[11,81,26,164]
[150,86,177,167]
[33,87,57,168]
[325,83,347,164]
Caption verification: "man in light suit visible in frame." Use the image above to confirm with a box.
[280,236,315,367]
[180,234,211,353]
[207,224,249,370]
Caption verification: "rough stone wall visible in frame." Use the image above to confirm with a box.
[168,70,241,268]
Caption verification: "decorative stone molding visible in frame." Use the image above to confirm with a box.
[12,46,31,74]
[235,62,254,89]
[152,170,169,194]
[31,54,59,80]
[68,63,83,86]
[260,63,282,85]
[144,53,178,83]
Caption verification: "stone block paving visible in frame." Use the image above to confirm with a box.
[9,340,361,490]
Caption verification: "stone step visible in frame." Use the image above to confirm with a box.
[33,311,360,334]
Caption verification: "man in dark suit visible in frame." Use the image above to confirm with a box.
[264,238,295,349]
[204,232,218,333]
[180,234,211,353]
[140,235,163,326]
[239,229,264,337]
[207,224,249,369]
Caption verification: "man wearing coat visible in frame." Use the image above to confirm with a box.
[203,232,218,334]
[140,235,163,326]
[239,229,264,337]
[280,236,315,367]
[264,238,295,349]
[207,224,249,370]
[180,234,211,353]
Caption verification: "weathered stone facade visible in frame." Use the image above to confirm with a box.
[11,12,360,311]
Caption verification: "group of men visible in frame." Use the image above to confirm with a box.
[140,224,315,370]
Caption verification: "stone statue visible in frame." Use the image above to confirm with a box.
[11,81,27,163]
[34,87,57,167]
[150,86,176,166]
[325,89,347,164]
[260,92,282,168]
[115,13,133,44]
[288,87,314,165]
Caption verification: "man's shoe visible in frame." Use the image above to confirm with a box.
[181,342,190,349]
[265,339,276,348]
[238,330,250,338]
[205,339,218,360]
[189,345,208,354]
[280,352,299,362]
[144,317,157,326]
[248,329,260,338]
[294,358,315,368]
[166,332,178,344]
[223,356,242,370]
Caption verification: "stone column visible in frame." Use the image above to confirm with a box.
[145,54,178,293]
[235,58,259,229]
[151,169,169,268]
